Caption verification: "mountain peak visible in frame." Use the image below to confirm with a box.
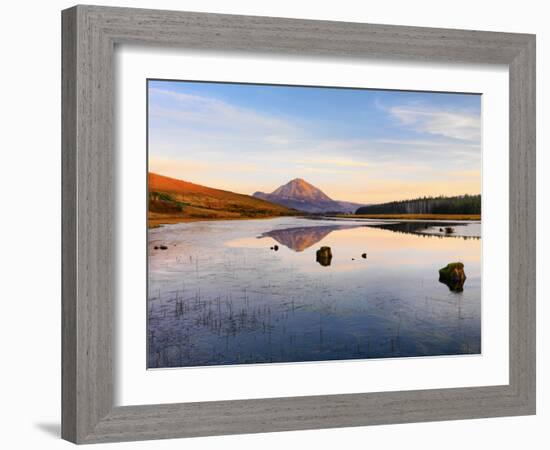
[253,178,363,213]
[271,178,333,202]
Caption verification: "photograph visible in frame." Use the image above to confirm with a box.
[147,79,482,369]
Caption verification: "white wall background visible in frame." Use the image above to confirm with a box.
[0,1,546,448]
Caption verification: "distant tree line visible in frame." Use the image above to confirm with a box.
[355,194,481,215]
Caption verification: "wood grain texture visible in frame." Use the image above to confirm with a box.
[508,36,536,408]
[61,4,536,444]
[61,7,77,443]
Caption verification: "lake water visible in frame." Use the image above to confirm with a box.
[148,217,481,368]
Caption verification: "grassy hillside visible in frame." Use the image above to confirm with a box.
[148,173,298,227]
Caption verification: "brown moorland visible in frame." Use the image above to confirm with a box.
[148,172,299,227]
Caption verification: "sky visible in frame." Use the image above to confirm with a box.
[148,79,481,204]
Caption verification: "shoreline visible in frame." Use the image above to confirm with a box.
[333,213,481,221]
[148,214,302,228]
[149,212,481,228]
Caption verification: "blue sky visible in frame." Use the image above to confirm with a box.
[148,79,481,203]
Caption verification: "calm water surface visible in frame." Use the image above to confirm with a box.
[148,217,481,368]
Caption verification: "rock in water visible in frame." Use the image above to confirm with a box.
[438,262,466,292]
[439,262,466,281]
[316,246,332,267]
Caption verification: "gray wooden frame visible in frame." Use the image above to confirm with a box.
[62,4,536,444]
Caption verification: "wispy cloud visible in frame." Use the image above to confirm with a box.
[149,88,297,136]
[149,156,261,176]
[376,138,479,149]
[388,105,481,142]
[289,156,370,168]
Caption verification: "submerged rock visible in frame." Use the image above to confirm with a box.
[316,246,332,267]
[439,262,466,292]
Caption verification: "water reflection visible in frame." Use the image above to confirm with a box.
[368,221,481,240]
[316,246,333,266]
[148,217,481,368]
[260,224,362,251]
[439,276,466,292]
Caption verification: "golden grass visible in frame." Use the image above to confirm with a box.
[148,214,291,228]
[147,172,299,227]
[336,213,481,221]
[149,172,293,214]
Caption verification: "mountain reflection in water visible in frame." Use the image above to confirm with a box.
[258,220,480,253]
[259,225,364,252]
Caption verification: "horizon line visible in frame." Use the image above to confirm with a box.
[148,171,481,205]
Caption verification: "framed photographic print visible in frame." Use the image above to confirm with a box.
[62,5,536,444]
[146,79,484,368]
